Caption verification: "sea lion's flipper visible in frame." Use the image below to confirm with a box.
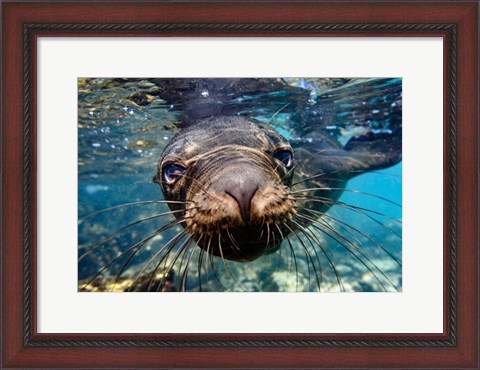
[292,126,401,183]
[291,130,401,215]
[343,130,402,172]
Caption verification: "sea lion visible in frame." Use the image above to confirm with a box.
[78,77,402,292]
[153,114,401,266]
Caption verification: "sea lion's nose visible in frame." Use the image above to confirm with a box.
[224,182,259,223]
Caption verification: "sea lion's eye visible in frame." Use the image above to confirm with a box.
[162,163,186,185]
[273,149,293,168]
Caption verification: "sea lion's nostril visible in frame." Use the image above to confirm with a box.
[225,183,259,222]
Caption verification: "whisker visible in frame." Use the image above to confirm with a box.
[291,166,401,188]
[283,223,321,292]
[198,245,205,292]
[284,233,295,286]
[79,200,189,221]
[266,102,290,125]
[266,223,271,250]
[286,221,324,291]
[225,228,246,258]
[177,234,194,290]
[290,219,344,292]
[217,233,240,288]
[271,230,284,284]
[208,244,229,292]
[271,226,277,254]
[176,172,212,194]
[80,224,174,292]
[279,163,298,183]
[127,229,188,291]
[290,170,341,187]
[319,216,400,291]
[180,235,202,292]
[155,234,195,292]
[204,233,213,291]
[79,210,185,262]
[292,187,401,208]
[295,196,402,231]
[298,206,402,268]
[296,214,398,292]
[282,228,299,292]
[287,221,322,291]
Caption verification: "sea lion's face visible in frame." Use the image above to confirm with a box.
[155,117,296,261]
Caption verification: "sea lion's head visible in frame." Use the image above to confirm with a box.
[154,116,296,261]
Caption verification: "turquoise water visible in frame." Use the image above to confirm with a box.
[78,78,402,292]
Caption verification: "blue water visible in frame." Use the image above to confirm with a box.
[78,78,402,292]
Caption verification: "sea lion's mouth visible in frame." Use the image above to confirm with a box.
[181,181,296,262]
[193,223,287,262]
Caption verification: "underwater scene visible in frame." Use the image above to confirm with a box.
[78,78,402,292]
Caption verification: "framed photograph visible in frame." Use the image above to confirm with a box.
[2,1,478,368]
[77,76,403,295]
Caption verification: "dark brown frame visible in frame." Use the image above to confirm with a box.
[2,1,478,368]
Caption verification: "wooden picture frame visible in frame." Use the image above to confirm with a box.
[2,1,478,368]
